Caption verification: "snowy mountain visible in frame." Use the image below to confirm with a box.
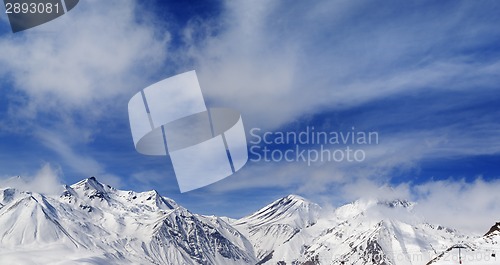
[233,198,462,265]
[233,195,321,262]
[299,200,467,265]
[235,198,498,265]
[0,177,498,265]
[0,177,255,265]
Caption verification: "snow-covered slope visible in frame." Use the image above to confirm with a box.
[0,178,498,265]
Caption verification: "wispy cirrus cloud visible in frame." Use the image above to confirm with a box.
[183,0,500,129]
[176,0,500,198]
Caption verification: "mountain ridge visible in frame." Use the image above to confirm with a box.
[0,177,498,265]
[0,177,255,265]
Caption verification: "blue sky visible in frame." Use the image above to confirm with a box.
[0,0,499,233]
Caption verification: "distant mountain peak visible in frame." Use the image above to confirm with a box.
[378,198,414,209]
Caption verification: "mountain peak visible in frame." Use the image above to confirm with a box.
[484,222,500,238]
[236,194,321,230]
[72,176,98,186]
[262,194,318,216]
[234,194,322,261]
[378,199,414,209]
[65,177,180,212]
[0,177,255,264]
[69,176,114,201]
[283,194,308,203]
[70,176,115,190]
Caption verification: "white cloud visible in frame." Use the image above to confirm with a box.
[413,178,500,235]
[0,163,64,195]
[183,1,500,130]
[204,124,500,200]
[0,0,169,120]
[174,1,500,202]
[325,177,500,235]
[0,0,171,183]
[340,179,411,203]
